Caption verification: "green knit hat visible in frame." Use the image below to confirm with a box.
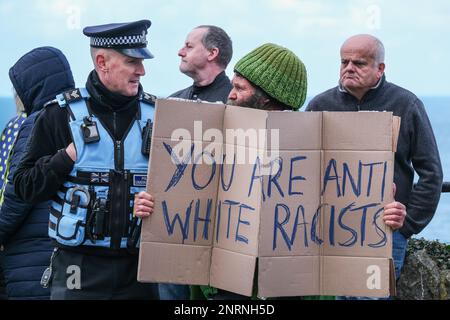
[234,43,307,111]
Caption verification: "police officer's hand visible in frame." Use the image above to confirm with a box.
[134,191,154,218]
[65,143,77,162]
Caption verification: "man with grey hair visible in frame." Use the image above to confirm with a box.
[171,25,233,103]
[306,34,443,290]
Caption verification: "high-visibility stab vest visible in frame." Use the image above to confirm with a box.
[49,88,155,250]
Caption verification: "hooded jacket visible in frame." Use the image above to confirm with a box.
[0,46,74,299]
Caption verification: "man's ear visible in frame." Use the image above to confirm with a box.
[258,96,271,109]
[96,52,108,73]
[207,47,219,63]
[377,62,386,79]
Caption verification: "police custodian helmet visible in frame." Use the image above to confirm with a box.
[83,19,154,59]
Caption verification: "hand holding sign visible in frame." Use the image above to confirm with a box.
[383,201,406,230]
[383,183,407,230]
[138,102,401,298]
[134,191,155,218]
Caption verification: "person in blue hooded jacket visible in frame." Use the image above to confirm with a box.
[0,46,75,299]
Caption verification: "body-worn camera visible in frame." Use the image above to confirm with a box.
[81,116,100,144]
[141,119,153,156]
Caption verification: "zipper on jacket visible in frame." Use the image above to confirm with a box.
[110,170,126,249]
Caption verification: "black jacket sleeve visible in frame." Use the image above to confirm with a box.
[399,98,443,237]
[13,104,75,205]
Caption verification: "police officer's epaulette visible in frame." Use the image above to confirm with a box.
[63,89,84,103]
[56,88,90,109]
[56,88,83,107]
[141,92,157,105]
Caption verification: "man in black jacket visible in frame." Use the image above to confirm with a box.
[306,34,443,282]
[171,25,233,103]
[13,20,159,300]
[157,25,233,300]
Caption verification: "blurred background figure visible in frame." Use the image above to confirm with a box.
[0,89,27,300]
[0,89,27,196]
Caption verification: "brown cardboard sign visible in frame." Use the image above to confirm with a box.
[138,100,399,298]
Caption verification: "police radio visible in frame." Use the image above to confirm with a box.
[81,116,100,144]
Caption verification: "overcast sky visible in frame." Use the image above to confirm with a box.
[1,0,449,100]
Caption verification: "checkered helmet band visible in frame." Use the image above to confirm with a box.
[90,32,147,48]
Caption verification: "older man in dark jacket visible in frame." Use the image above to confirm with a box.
[306,34,443,283]
[0,46,74,299]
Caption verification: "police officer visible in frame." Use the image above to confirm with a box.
[13,20,159,300]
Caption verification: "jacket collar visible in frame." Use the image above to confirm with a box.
[192,71,228,94]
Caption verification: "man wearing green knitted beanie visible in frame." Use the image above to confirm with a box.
[191,43,313,301]
[227,43,307,111]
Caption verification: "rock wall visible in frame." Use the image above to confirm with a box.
[396,238,450,300]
